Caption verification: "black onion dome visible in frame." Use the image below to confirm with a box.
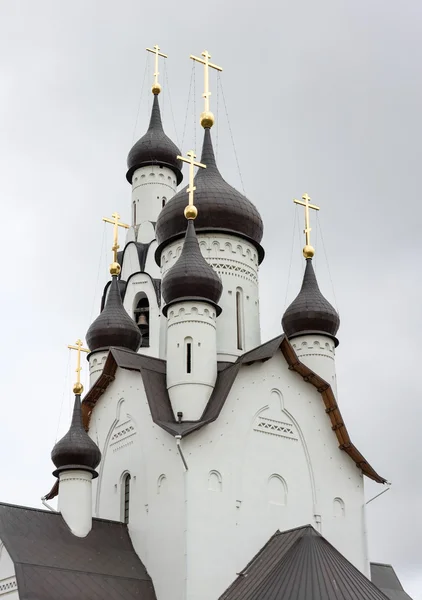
[126,95,183,184]
[282,258,340,345]
[86,276,141,352]
[52,395,101,477]
[162,219,223,316]
[155,128,264,264]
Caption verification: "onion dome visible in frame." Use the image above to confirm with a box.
[155,128,264,264]
[162,219,223,316]
[52,394,101,477]
[86,275,141,352]
[282,258,340,345]
[126,95,183,184]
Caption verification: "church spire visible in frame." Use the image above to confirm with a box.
[282,194,340,344]
[126,46,182,184]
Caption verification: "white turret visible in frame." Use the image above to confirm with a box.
[155,128,264,362]
[162,217,223,421]
[282,256,340,394]
[51,394,101,537]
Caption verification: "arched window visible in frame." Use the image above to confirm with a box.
[236,288,244,351]
[134,294,150,347]
[333,497,345,517]
[268,474,288,506]
[185,336,193,373]
[123,474,131,524]
[132,201,136,226]
[162,196,167,208]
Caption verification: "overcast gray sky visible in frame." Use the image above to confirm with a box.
[1,0,421,597]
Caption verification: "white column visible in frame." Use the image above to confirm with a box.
[58,470,94,537]
[166,301,218,420]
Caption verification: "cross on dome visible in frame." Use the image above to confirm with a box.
[146,44,168,95]
[67,339,89,395]
[190,50,223,128]
[102,212,129,275]
[177,150,206,219]
[293,192,320,258]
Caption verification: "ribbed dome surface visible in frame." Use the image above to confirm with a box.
[155,128,264,263]
[126,95,183,184]
[162,219,223,315]
[51,395,101,477]
[282,258,340,344]
[86,276,141,352]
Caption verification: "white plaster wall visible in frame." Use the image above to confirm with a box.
[89,370,186,600]
[166,301,218,421]
[291,334,338,397]
[123,273,161,357]
[160,233,261,362]
[90,347,369,600]
[0,542,19,599]
[121,244,141,282]
[131,165,177,227]
[180,353,368,600]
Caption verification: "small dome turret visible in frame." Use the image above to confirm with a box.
[126,95,183,184]
[155,128,264,263]
[282,258,340,345]
[52,395,101,477]
[86,276,141,352]
[162,219,223,316]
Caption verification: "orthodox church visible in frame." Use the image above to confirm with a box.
[0,49,413,600]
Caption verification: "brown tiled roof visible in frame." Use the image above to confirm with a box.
[0,503,157,600]
[220,525,390,600]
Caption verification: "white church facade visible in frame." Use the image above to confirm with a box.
[0,48,412,600]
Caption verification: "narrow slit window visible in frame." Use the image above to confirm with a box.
[123,474,131,524]
[236,289,244,351]
[162,196,167,208]
[133,201,136,226]
[186,342,192,373]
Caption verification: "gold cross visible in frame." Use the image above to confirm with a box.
[177,150,206,219]
[146,44,168,95]
[190,50,223,128]
[68,339,89,395]
[293,193,320,258]
[103,212,129,275]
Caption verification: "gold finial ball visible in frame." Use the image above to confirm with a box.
[303,245,315,259]
[200,111,215,128]
[184,205,198,220]
[73,382,84,395]
[110,262,121,276]
[152,82,161,95]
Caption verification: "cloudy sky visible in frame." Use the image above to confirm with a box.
[1,0,421,597]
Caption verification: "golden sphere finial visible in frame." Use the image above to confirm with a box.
[110,262,121,276]
[73,382,84,395]
[152,82,161,95]
[200,111,215,128]
[303,245,315,259]
[184,205,198,220]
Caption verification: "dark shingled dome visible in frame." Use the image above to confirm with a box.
[282,258,340,345]
[155,128,264,264]
[52,395,101,477]
[126,95,183,184]
[162,219,223,316]
[86,276,141,352]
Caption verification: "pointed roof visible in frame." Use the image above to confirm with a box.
[282,258,340,345]
[370,563,413,600]
[162,219,223,315]
[86,275,141,352]
[155,128,264,264]
[51,394,101,477]
[126,95,183,184]
[220,525,389,600]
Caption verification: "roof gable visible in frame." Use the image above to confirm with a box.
[220,525,389,600]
